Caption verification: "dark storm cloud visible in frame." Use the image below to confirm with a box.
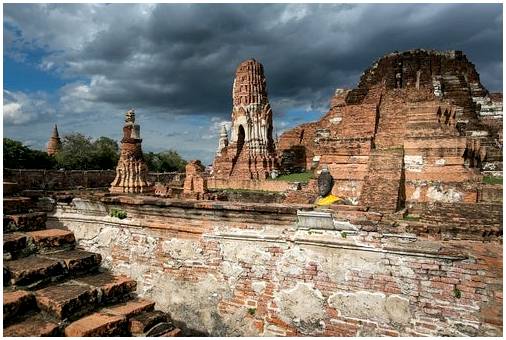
[4,3,502,122]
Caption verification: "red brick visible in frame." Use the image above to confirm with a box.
[4,314,60,336]
[64,312,127,336]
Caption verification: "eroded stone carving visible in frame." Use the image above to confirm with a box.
[110,109,153,193]
[317,166,334,197]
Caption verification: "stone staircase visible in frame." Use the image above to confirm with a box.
[3,182,181,337]
[360,149,404,212]
[374,95,408,149]
[441,74,483,127]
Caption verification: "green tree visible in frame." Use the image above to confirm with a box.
[54,133,96,170]
[3,138,56,169]
[145,150,186,172]
[157,150,187,172]
[93,137,119,170]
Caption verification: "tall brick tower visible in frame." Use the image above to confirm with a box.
[110,109,153,194]
[213,59,278,180]
[47,124,62,156]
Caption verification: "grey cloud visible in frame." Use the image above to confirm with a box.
[3,3,502,162]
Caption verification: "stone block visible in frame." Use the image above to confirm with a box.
[44,249,102,274]
[35,281,100,319]
[103,298,155,318]
[26,229,76,251]
[3,314,60,336]
[64,312,127,336]
[3,182,19,196]
[5,255,64,287]
[3,233,28,257]
[3,290,35,322]
[3,212,47,233]
[129,310,167,335]
[297,210,335,230]
[74,272,137,303]
[3,197,32,214]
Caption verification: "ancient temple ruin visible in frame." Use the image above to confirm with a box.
[212,59,278,180]
[109,109,153,194]
[46,124,62,156]
[2,49,503,337]
[278,49,503,211]
[216,124,229,156]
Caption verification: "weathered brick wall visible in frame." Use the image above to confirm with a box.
[3,169,184,191]
[46,195,502,336]
[4,169,116,190]
[207,178,292,192]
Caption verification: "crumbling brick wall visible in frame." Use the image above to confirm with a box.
[46,196,502,336]
[3,169,184,191]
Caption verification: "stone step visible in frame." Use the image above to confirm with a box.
[63,298,162,337]
[35,272,137,321]
[4,212,47,233]
[4,229,76,260]
[3,182,19,196]
[4,250,102,288]
[43,249,102,277]
[3,289,36,323]
[3,233,28,259]
[3,313,60,337]
[26,229,76,253]
[129,310,168,336]
[4,255,65,288]
[145,321,178,337]
[64,311,129,336]
[74,272,137,305]
[35,281,100,321]
[3,197,33,214]
[102,297,155,318]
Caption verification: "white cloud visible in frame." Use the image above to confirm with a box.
[3,90,55,125]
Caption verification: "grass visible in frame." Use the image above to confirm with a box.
[271,171,313,183]
[482,176,503,185]
[247,308,256,315]
[403,214,420,221]
[215,188,278,194]
[110,208,127,219]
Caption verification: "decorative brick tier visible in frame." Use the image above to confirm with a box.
[213,59,278,180]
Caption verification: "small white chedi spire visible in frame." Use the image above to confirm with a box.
[216,123,229,155]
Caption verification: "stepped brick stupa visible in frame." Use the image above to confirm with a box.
[213,59,278,180]
[109,109,153,194]
[277,49,502,211]
[46,124,62,156]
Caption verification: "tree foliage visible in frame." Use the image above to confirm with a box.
[3,138,56,169]
[55,133,120,170]
[92,136,120,170]
[144,150,187,172]
[4,135,186,172]
[54,133,96,170]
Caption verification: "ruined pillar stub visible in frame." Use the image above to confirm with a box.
[110,109,153,194]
